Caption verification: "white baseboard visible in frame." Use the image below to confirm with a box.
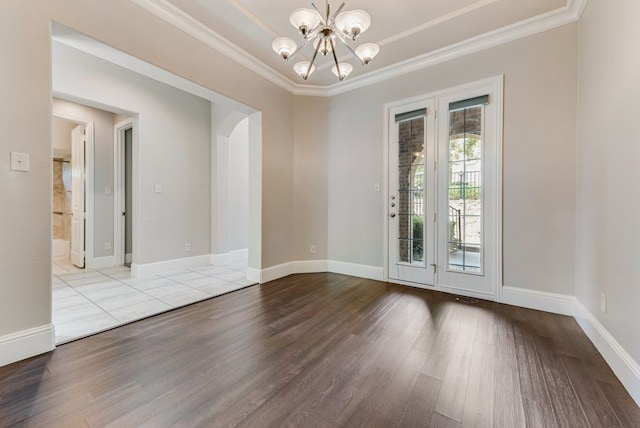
[0,324,55,367]
[246,267,261,283]
[131,254,211,278]
[230,248,248,261]
[212,249,249,266]
[256,259,383,284]
[259,261,295,283]
[211,253,230,266]
[90,256,116,270]
[574,301,640,406]
[501,285,575,316]
[326,260,384,281]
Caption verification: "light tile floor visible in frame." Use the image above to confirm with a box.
[53,259,256,344]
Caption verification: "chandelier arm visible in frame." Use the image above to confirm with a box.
[335,32,364,65]
[305,38,323,79]
[306,24,324,39]
[329,38,342,79]
[310,3,327,25]
[287,32,319,62]
[328,2,345,25]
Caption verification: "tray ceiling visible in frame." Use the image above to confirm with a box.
[71,0,587,95]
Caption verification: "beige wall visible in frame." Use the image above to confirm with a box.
[228,118,249,252]
[52,118,74,155]
[0,0,295,339]
[576,0,640,366]
[293,96,330,260]
[327,24,579,295]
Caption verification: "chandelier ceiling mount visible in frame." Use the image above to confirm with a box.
[272,1,380,82]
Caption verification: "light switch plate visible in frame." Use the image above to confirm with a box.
[10,152,30,172]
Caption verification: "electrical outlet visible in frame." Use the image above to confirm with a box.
[104,242,111,250]
[374,183,380,192]
[600,294,607,313]
[185,243,191,252]
[310,245,316,254]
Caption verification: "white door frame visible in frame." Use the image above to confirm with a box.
[114,118,136,267]
[383,75,504,302]
[52,112,95,269]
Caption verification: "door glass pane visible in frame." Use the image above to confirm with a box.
[447,106,483,273]
[397,117,425,266]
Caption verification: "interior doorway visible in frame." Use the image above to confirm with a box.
[114,118,136,267]
[52,114,93,274]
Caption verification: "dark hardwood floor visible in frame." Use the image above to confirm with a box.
[1,273,638,427]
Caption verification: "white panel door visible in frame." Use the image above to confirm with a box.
[70,124,86,268]
[388,100,436,286]
[436,85,499,299]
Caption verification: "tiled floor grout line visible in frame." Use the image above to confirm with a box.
[53,261,255,344]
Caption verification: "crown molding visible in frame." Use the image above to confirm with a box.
[130,0,300,94]
[131,0,588,98]
[323,0,589,96]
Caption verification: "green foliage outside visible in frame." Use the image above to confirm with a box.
[412,216,424,262]
[449,137,480,161]
[449,137,481,200]
[448,186,481,200]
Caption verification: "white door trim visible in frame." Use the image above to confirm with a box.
[52,112,95,269]
[383,75,503,302]
[114,118,136,267]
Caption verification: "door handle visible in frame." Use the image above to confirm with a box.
[390,213,396,218]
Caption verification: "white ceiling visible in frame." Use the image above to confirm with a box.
[133,0,587,95]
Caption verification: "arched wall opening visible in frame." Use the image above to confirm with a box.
[211,107,262,278]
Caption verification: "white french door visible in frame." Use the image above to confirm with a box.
[70,124,86,268]
[387,78,502,300]
[388,100,436,286]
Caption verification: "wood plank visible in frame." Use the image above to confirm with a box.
[397,374,441,427]
[432,303,478,422]
[533,336,590,427]
[598,379,640,427]
[429,412,461,427]
[560,354,623,427]
[0,273,636,427]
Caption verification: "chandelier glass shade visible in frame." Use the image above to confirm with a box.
[272,1,380,82]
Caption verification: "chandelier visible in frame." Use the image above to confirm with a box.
[272,1,380,81]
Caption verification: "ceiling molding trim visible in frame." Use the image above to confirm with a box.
[131,0,299,94]
[323,0,588,96]
[377,0,499,48]
[570,0,590,19]
[130,0,586,98]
